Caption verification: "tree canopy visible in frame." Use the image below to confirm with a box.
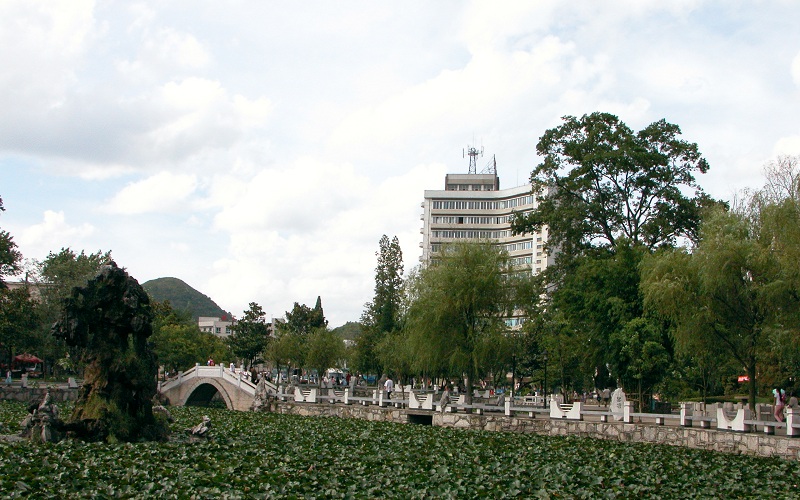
[227,302,271,370]
[150,300,230,374]
[404,241,514,400]
[512,112,713,256]
[355,235,404,375]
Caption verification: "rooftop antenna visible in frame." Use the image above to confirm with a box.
[479,155,497,175]
[463,142,483,174]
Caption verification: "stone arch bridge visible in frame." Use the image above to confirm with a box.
[159,365,274,411]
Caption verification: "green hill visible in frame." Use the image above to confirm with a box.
[142,277,232,320]
[331,321,362,341]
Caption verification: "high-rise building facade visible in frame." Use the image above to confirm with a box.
[419,170,553,326]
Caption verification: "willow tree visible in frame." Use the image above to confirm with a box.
[404,241,514,403]
[641,208,788,409]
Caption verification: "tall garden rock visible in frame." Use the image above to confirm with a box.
[52,261,169,442]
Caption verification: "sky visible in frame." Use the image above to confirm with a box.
[2,1,800,328]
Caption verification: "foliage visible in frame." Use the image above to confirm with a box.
[512,112,713,255]
[356,235,405,376]
[28,248,111,375]
[0,287,40,369]
[277,299,327,337]
[226,302,270,370]
[404,241,514,398]
[0,232,21,286]
[305,327,346,377]
[267,328,305,373]
[641,207,795,408]
[142,277,232,321]
[508,113,714,401]
[0,195,22,285]
[150,300,230,374]
[1,401,799,498]
[273,299,328,373]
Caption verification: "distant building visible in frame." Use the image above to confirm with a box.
[4,279,46,301]
[419,155,554,328]
[198,316,234,337]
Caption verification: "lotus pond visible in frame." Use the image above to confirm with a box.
[0,401,798,498]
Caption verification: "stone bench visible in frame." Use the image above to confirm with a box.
[294,387,318,403]
[550,401,582,420]
[716,407,752,432]
[408,392,434,410]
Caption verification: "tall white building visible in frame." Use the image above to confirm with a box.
[419,167,553,326]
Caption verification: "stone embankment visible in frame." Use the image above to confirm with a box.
[0,386,79,404]
[271,401,800,460]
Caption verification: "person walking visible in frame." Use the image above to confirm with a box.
[384,376,394,399]
[774,388,786,422]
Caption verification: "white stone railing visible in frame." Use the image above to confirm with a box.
[274,387,800,437]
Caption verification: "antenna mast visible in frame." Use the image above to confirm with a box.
[463,143,484,174]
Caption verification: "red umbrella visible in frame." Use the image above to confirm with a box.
[14,353,43,364]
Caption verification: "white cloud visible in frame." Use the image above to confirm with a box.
[3,1,800,327]
[17,210,95,257]
[792,51,800,86]
[105,171,198,214]
[774,135,800,156]
[203,161,445,326]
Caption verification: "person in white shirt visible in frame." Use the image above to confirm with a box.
[384,376,394,398]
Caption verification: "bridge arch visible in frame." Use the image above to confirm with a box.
[179,378,235,410]
[184,380,234,409]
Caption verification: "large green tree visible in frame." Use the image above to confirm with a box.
[0,196,22,287]
[510,113,714,400]
[512,112,712,255]
[273,298,328,373]
[30,248,110,375]
[0,197,36,368]
[355,235,404,376]
[404,241,514,403]
[227,302,271,370]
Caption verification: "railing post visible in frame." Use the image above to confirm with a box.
[195,362,199,378]
[178,371,183,384]
[623,401,634,423]
[787,407,799,437]
[504,400,511,416]
[219,365,224,378]
[680,402,691,427]
[344,388,350,405]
